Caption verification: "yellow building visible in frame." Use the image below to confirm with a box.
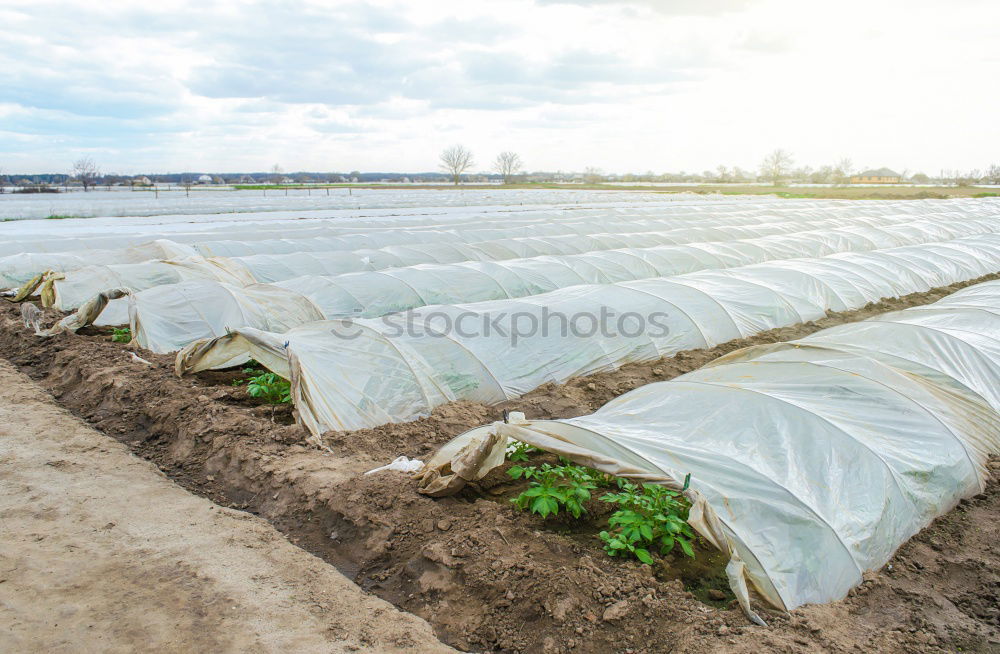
[850,168,901,184]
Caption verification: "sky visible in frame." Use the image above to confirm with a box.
[1,0,998,175]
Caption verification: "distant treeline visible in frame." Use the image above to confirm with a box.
[2,166,998,188]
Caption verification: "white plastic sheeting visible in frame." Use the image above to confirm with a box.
[254,217,1000,311]
[0,240,200,289]
[46,257,257,313]
[0,212,912,291]
[429,279,1000,613]
[101,221,999,351]
[0,201,805,257]
[1,201,856,274]
[174,232,1000,434]
[4,196,974,255]
[27,208,1000,310]
[0,187,758,222]
[3,198,997,288]
[132,283,325,360]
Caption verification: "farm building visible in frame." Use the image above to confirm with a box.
[851,167,901,184]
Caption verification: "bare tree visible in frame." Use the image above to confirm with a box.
[731,166,751,182]
[809,165,835,184]
[956,169,982,187]
[271,164,284,184]
[793,165,813,183]
[72,157,100,191]
[985,163,1000,185]
[758,149,793,185]
[832,157,854,185]
[440,145,475,185]
[583,167,604,184]
[493,151,523,184]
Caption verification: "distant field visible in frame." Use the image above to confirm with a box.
[0,186,674,221]
[236,182,998,200]
[2,184,996,221]
[319,183,997,200]
[644,184,999,200]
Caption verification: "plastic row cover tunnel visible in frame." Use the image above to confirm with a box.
[0,202,907,287]
[174,233,1000,434]
[263,217,1000,313]
[0,199,810,256]
[167,202,1000,258]
[0,214,882,298]
[93,222,1000,352]
[25,210,1000,310]
[6,199,997,290]
[422,279,1000,615]
[3,197,982,258]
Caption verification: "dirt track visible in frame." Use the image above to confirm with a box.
[0,359,451,653]
[2,275,1000,653]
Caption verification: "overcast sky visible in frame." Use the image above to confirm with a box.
[1,0,997,175]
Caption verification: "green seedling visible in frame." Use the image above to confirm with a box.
[111,327,131,343]
[231,359,263,386]
[509,462,600,519]
[599,481,696,564]
[506,440,542,462]
[245,372,291,405]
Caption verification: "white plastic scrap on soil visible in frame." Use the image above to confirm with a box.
[364,456,424,476]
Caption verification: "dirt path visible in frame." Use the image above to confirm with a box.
[0,359,452,654]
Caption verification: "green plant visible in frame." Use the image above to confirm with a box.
[599,480,695,564]
[508,462,599,519]
[506,440,542,462]
[555,456,622,489]
[230,359,263,386]
[111,327,131,343]
[245,372,291,404]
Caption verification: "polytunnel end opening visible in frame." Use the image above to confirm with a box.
[172,333,300,424]
[416,418,779,622]
[188,362,299,426]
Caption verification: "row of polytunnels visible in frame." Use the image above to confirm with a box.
[3,196,1000,629]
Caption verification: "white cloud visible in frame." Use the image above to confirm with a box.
[0,0,997,174]
[535,0,751,16]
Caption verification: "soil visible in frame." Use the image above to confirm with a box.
[2,273,999,653]
[0,358,451,653]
